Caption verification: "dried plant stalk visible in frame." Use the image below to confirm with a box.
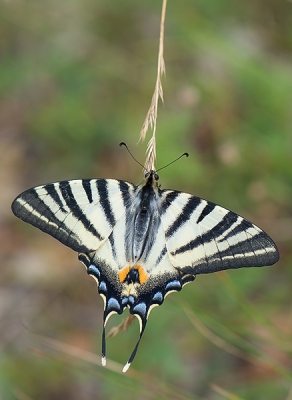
[139,0,167,172]
[106,315,136,339]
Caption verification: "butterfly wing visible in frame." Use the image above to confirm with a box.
[12,179,136,253]
[159,189,279,274]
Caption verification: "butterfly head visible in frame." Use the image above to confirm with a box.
[143,170,159,186]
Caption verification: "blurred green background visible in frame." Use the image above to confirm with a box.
[1,0,291,399]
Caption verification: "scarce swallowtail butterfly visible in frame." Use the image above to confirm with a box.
[12,166,279,372]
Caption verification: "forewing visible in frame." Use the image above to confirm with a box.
[12,179,136,252]
[159,189,279,274]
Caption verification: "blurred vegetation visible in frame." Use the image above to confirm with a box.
[1,0,292,399]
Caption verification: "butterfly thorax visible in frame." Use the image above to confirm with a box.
[127,171,160,265]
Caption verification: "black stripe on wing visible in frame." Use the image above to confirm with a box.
[60,181,103,241]
[160,191,181,216]
[98,179,137,262]
[45,183,67,212]
[165,196,201,238]
[196,202,217,223]
[96,180,116,227]
[82,180,93,203]
[118,180,134,208]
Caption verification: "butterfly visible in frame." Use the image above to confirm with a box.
[11,169,279,372]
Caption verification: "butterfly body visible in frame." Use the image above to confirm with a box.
[11,171,279,371]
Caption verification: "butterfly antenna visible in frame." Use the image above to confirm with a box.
[119,142,147,171]
[122,317,147,373]
[156,152,189,173]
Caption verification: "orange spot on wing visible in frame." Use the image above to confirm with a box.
[118,265,149,284]
[134,265,148,284]
[118,266,131,283]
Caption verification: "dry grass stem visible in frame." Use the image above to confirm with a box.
[209,383,245,400]
[106,314,136,339]
[139,0,167,172]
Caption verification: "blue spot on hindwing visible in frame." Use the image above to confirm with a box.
[122,297,128,306]
[107,297,121,313]
[165,280,181,292]
[132,302,147,318]
[121,296,135,307]
[98,281,107,295]
[88,264,101,279]
[152,291,163,304]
